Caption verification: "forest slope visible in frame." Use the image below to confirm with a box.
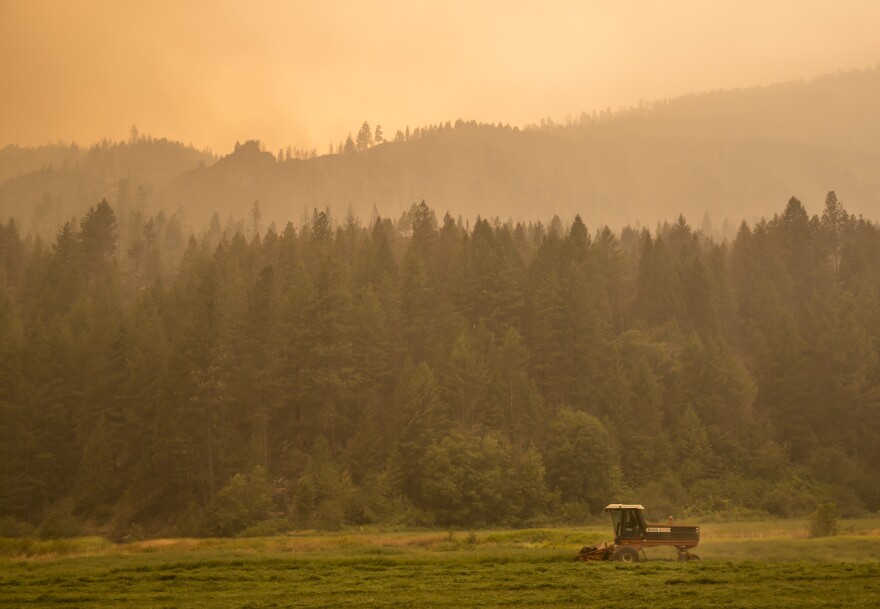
[163,66,880,230]
[2,67,879,235]
[0,137,215,232]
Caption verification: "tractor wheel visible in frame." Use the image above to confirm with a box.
[614,546,641,563]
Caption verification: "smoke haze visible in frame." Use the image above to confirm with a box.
[2,0,879,153]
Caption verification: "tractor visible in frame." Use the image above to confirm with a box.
[577,504,700,562]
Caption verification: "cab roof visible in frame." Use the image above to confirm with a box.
[604,504,645,511]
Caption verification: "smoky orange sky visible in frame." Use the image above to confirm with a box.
[2,0,879,154]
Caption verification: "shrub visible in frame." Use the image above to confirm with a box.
[555,500,592,525]
[295,438,357,530]
[0,516,36,538]
[37,510,81,539]
[125,523,146,542]
[170,503,203,537]
[809,502,840,538]
[199,466,272,537]
[760,479,823,518]
[311,498,345,531]
[237,518,292,538]
[636,475,688,521]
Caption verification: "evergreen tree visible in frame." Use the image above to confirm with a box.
[821,191,849,272]
[444,328,490,426]
[388,362,449,500]
[343,134,356,154]
[80,199,117,270]
[356,122,374,151]
[634,233,683,325]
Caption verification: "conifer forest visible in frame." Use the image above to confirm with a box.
[1,191,878,538]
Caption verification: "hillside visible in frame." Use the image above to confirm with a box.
[0,137,215,233]
[160,66,880,230]
[2,67,880,236]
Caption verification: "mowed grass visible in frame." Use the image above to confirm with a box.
[2,521,879,608]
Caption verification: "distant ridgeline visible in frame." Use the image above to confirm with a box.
[0,191,877,538]
[2,66,880,238]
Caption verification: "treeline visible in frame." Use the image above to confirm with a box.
[0,129,215,185]
[0,193,878,538]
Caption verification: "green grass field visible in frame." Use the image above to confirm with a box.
[2,520,879,608]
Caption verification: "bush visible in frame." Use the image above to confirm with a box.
[170,503,203,537]
[345,471,428,526]
[686,473,769,516]
[199,466,272,537]
[760,479,823,518]
[237,518,292,538]
[809,502,840,538]
[37,510,81,539]
[311,498,345,531]
[0,516,36,538]
[555,500,593,525]
[125,523,146,542]
[636,475,688,521]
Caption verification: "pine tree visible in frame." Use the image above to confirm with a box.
[821,191,849,272]
[593,226,626,331]
[528,271,567,402]
[356,122,374,151]
[343,134,356,154]
[634,232,683,325]
[489,327,543,446]
[387,362,448,499]
[80,199,117,267]
[444,328,490,426]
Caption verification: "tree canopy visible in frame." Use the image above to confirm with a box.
[0,193,878,538]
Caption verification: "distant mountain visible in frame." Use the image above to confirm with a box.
[3,66,880,235]
[0,167,109,235]
[155,66,880,230]
[0,138,215,232]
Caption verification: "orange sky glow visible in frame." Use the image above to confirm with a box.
[2,0,879,154]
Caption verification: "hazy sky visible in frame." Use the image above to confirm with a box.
[2,0,879,154]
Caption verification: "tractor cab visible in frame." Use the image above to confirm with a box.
[605,504,646,543]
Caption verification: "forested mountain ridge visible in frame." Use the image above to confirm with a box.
[2,66,880,239]
[0,135,215,235]
[0,191,877,538]
[153,66,880,229]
